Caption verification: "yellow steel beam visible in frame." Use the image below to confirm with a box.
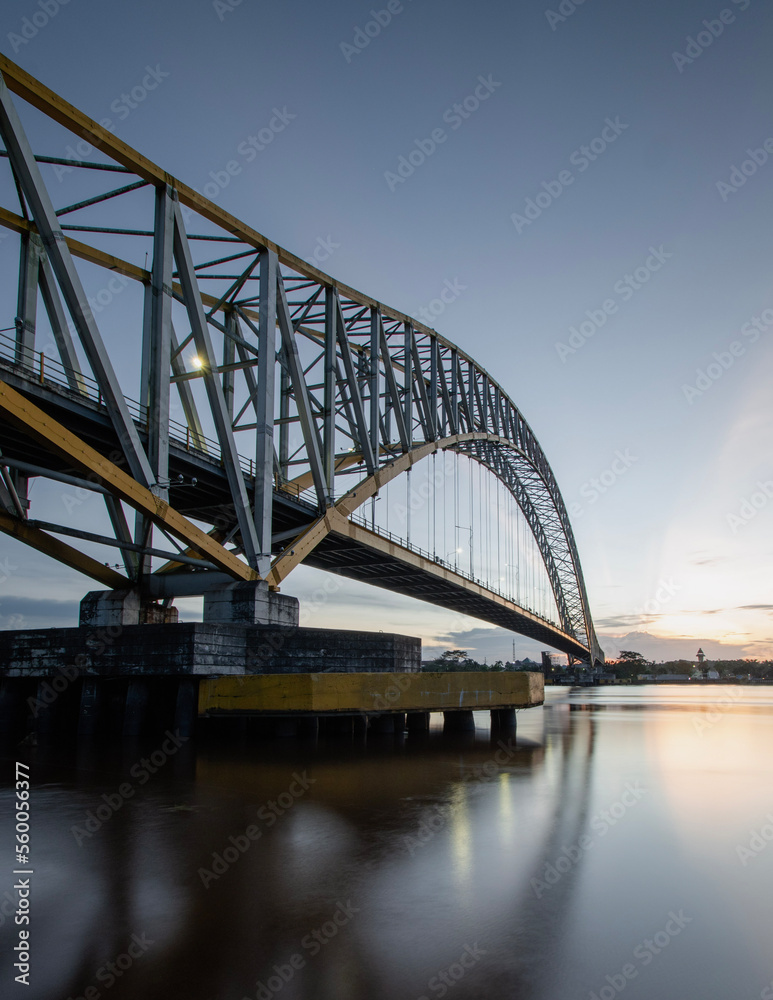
[340,518,578,647]
[0,380,257,581]
[0,54,493,373]
[0,510,129,588]
[198,670,544,716]
[266,432,500,586]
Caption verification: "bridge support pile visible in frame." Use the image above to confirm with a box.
[0,583,541,742]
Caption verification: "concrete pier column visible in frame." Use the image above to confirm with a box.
[80,589,178,627]
[490,708,517,731]
[80,589,141,627]
[274,718,299,738]
[123,679,149,737]
[407,711,430,733]
[34,679,60,740]
[326,715,354,737]
[443,709,476,732]
[203,581,299,626]
[370,713,396,734]
[0,680,27,740]
[77,677,103,737]
[173,678,198,739]
[298,715,319,739]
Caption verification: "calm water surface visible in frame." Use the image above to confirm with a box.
[2,685,773,1000]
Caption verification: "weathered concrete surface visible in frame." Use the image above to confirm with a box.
[246,628,420,674]
[198,670,544,716]
[80,589,178,626]
[0,624,420,676]
[203,581,299,627]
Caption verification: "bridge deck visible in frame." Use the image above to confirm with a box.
[0,363,589,658]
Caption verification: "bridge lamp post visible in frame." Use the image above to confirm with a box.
[446,547,463,571]
[455,524,473,577]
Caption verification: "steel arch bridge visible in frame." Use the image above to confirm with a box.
[0,57,603,666]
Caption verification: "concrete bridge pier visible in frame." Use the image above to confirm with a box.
[297,715,319,739]
[0,679,30,741]
[370,713,402,734]
[34,678,63,742]
[490,708,517,731]
[324,715,355,737]
[274,718,299,738]
[202,581,299,627]
[77,677,103,737]
[80,588,179,627]
[123,678,150,738]
[407,711,431,733]
[174,679,198,739]
[443,709,476,732]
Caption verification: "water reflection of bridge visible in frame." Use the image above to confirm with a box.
[35,701,597,1000]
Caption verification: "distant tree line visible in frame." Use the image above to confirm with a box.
[422,649,773,681]
[608,650,773,680]
[422,649,529,672]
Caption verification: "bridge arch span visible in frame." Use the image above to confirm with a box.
[0,56,604,665]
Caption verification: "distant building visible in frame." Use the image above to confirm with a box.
[696,648,706,664]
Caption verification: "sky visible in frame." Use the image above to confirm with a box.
[0,0,771,662]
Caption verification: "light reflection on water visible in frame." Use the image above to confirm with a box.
[1,686,772,1000]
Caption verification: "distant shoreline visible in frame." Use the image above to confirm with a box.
[546,679,773,686]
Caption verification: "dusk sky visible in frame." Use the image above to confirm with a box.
[0,0,771,662]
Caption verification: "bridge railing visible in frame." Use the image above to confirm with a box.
[347,508,559,628]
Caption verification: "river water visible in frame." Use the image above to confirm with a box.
[2,685,773,1000]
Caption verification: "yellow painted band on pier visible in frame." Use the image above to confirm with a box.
[198,671,544,716]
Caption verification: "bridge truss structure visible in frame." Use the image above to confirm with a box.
[0,56,603,665]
